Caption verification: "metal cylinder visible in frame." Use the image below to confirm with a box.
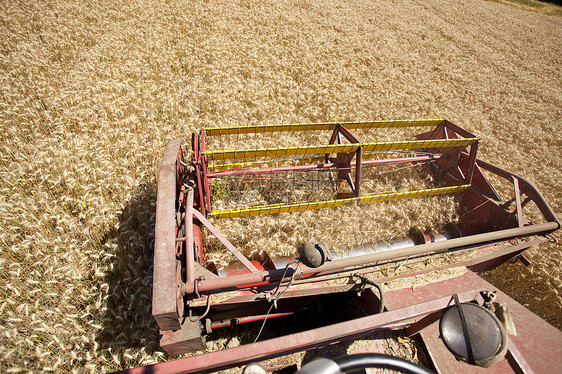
[217,225,460,276]
[198,220,559,292]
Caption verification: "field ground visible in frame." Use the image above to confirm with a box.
[1,0,561,372]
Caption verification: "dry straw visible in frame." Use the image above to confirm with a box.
[1,0,560,372]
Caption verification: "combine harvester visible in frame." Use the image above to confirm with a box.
[124,119,561,373]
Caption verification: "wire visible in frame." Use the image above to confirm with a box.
[253,261,300,343]
[353,274,384,314]
[188,294,212,322]
[252,303,276,344]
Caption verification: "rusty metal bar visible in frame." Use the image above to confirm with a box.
[328,124,341,146]
[513,177,524,228]
[208,151,436,172]
[191,220,559,293]
[287,237,546,290]
[192,209,259,274]
[120,291,478,374]
[246,233,531,293]
[185,187,195,294]
[355,147,362,197]
[405,311,443,337]
[193,133,206,215]
[207,155,442,178]
[442,119,477,139]
[204,138,478,162]
[337,124,360,144]
[346,238,545,289]
[462,238,544,273]
[476,158,560,225]
[200,129,212,214]
[209,305,317,330]
[465,141,478,185]
[153,139,183,331]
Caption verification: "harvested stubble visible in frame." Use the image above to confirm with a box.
[0,0,561,372]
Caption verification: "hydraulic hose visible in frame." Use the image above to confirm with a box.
[354,274,384,313]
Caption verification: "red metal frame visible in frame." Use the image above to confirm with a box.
[149,120,560,372]
[153,139,183,331]
[206,155,443,178]
[199,129,212,215]
[326,124,363,196]
[127,271,562,373]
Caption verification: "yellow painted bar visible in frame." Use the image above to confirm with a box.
[208,160,267,172]
[204,138,478,162]
[210,185,469,218]
[204,119,444,136]
[207,156,328,172]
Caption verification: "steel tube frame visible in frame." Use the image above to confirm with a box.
[203,138,478,162]
[200,129,212,214]
[189,220,559,293]
[209,306,316,330]
[192,209,259,273]
[185,187,195,289]
[181,128,560,295]
[281,237,545,291]
[192,134,206,215]
[476,158,559,224]
[206,155,442,178]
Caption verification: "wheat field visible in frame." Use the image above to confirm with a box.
[1,0,561,372]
